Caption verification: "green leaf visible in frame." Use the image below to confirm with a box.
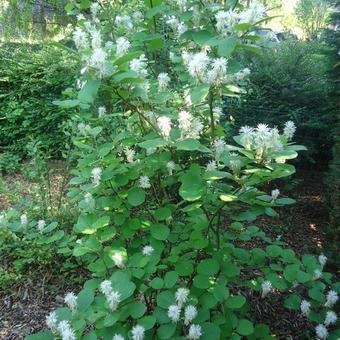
[129,302,147,319]
[150,277,164,289]
[193,274,210,289]
[220,194,238,202]
[175,261,194,276]
[237,319,254,336]
[201,323,221,340]
[192,30,214,45]
[150,223,170,240]
[157,323,177,339]
[197,259,219,276]
[164,271,178,288]
[128,187,146,206]
[190,84,210,104]
[266,245,282,258]
[78,80,101,104]
[77,288,94,312]
[176,139,201,151]
[157,291,174,309]
[225,295,246,309]
[217,37,237,58]
[308,288,325,303]
[154,207,172,221]
[284,294,301,310]
[139,315,156,330]
[179,171,205,201]
[52,99,80,108]
[139,138,168,149]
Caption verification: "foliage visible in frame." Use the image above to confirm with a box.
[226,39,335,166]
[0,0,69,40]
[0,151,21,174]
[16,0,339,339]
[0,42,78,158]
[295,0,331,39]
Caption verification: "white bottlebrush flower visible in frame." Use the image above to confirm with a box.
[21,214,28,227]
[166,16,187,38]
[130,54,148,78]
[115,15,133,31]
[78,122,90,136]
[157,116,172,138]
[206,57,228,85]
[177,22,188,37]
[89,47,107,70]
[107,290,121,311]
[84,192,94,205]
[206,160,217,172]
[176,0,187,12]
[168,304,181,323]
[139,176,151,189]
[0,214,7,227]
[283,121,296,140]
[325,290,339,308]
[261,280,272,298]
[112,335,124,340]
[212,107,222,122]
[271,189,280,200]
[187,324,202,340]
[100,280,113,296]
[105,41,115,51]
[313,269,322,280]
[131,325,145,340]
[64,292,78,314]
[184,305,198,325]
[187,52,210,80]
[116,37,130,57]
[73,28,89,50]
[230,160,242,173]
[239,125,254,149]
[112,252,125,268]
[324,311,337,326]
[37,219,46,233]
[98,106,106,117]
[315,324,328,339]
[213,138,226,158]
[167,161,176,175]
[178,110,192,132]
[124,147,136,163]
[239,1,266,24]
[91,167,102,186]
[91,29,102,49]
[142,245,154,255]
[158,72,171,92]
[175,287,189,307]
[57,320,76,340]
[76,14,85,21]
[132,11,143,23]
[90,2,100,17]
[234,68,251,82]
[46,311,58,333]
[300,300,311,316]
[215,10,239,36]
[319,254,327,268]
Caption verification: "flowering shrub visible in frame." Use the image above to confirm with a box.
[24,0,340,339]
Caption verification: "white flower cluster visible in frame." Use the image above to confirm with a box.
[239,123,294,160]
[182,51,228,86]
[166,16,188,38]
[98,106,106,118]
[175,0,187,12]
[261,280,272,298]
[215,2,266,36]
[142,245,154,255]
[315,324,328,339]
[78,122,91,136]
[112,252,125,268]
[46,312,76,340]
[131,325,145,340]
[91,167,102,186]
[158,72,171,92]
[64,292,78,315]
[157,116,172,138]
[167,161,176,175]
[0,214,7,227]
[325,290,338,308]
[37,219,46,233]
[283,121,296,140]
[139,176,151,189]
[178,110,203,139]
[167,288,201,338]
[84,192,94,205]
[115,14,133,31]
[271,189,280,201]
[124,147,136,163]
[100,280,121,311]
[300,300,311,316]
[21,213,28,227]
[213,138,226,159]
[130,54,148,78]
[206,160,217,172]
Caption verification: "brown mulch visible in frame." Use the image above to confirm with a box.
[0,170,332,339]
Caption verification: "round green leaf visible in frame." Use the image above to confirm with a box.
[150,223,170,240]
[157,291,174,309]
[128,187,145,206]
[236,319,254,336]
[197,259,219,276]
[150,277,164,290]
[225,295,246,309]
[157,323,177,339]
[164,271,178,288]
[129,302,147,319]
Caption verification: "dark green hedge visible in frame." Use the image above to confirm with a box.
[0,42,78,157]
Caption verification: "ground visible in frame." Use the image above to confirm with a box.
[0,170,331,339]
